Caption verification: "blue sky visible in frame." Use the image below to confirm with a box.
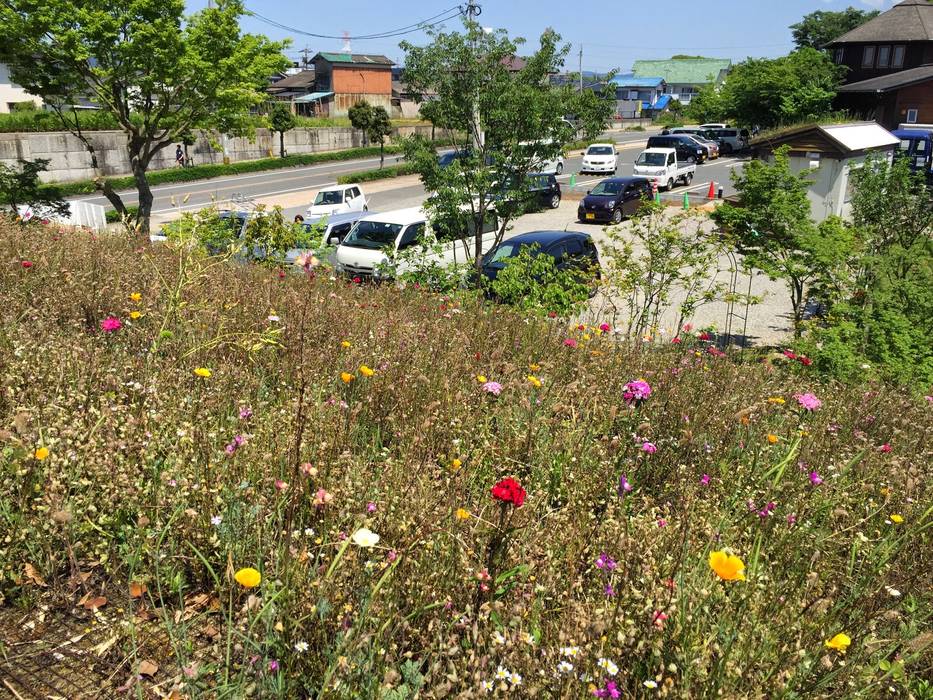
[187,0,895,72]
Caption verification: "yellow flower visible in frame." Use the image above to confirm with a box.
[890,514,903,524]
[527,375,542,388]
[709,550,746,581]
[359,365,375,377]
[34,446,50,461]
[129,311,142,320]
[341,340,351,349]
[456,508,471,521]
[824,633,851,653]
[583,333,591,341]
[476,374,487,383]
[129,292,142,302]
[234,567,261,588]
[767,434,779,444]
[529,363,540,372]
[194,367,212,378]
[450,458,462,472]
[768,397,785,405]
[880,487,890,497]
[340,372,354,384]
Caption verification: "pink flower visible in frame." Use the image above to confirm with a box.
[879,443,892,453]
[682,323,693,333]
[563,338,578,348]
[652,610,669,628]
[657,518,667,527]
[698,332,711,341]
[482,381,503,396]
[599,323,611,333]
[595,553,617,570]
[366,501,377,513]
[700,474,711,486]
[239,406,253,420]
[268,659,279,673]
[21,260,33,269]
[642,442,657,454]
[623,379,652,405]
[617,474,632,497]
[786,513,797,526]
[100,316,122,332]
[671,337,682,344]
[274,479,288,491]
[386,549,398,563]
[809,471,823,486]
[794,392,822,411]
[783,349,797,360]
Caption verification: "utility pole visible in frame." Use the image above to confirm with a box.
[300,46,312,68]
[466,1,484,151]
[579,45,583,92]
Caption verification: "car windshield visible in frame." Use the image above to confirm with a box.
[341,220,403,250]
[314,190,343,205]
[485,241,540,265]
[636,152,666,166]
[589,181,623,195]
[587,146,613,155]
[438,151,468,166]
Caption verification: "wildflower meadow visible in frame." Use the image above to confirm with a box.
[1,222,931,698]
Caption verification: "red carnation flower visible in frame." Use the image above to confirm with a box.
[21,260,33,269]
[698,332,711,341]
[490,477,526,508]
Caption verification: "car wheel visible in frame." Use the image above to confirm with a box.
[555,162,564,175]
[666,178,674,191]
[549,194,561,209]
[611,208,622,224]
[684,172,693,185]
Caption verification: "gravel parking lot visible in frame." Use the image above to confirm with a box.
[507,198,793,346]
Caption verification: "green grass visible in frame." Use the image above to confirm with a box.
[1,220,930,698]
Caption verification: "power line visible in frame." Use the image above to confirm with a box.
[244,5,463,41]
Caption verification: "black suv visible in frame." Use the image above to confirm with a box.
[577,177,651,224]
[480,231,600,285]
[646,135,704,164]
[492,173,561,211]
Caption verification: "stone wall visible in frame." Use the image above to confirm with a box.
[0,125,436,183]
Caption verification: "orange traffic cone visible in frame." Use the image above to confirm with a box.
[707,181,716,199]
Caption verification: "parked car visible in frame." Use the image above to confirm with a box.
[334,206,499,280]
[893,127,933,184]
[518,139,564,174]
[633,148,696,191]
[306,184,368,217]
[577,177,651,224]
[707,128,749,154]
[282,211,373,266]
[494,173,562,211]
[645,135,703,164]
[700,123,731,130]
[480,230,600,287]
[580,143,618,174]
[681,134,719,160]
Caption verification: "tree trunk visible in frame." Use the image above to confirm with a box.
[132,157,155,238]
[790,278,805,338]
[279,130,286,158]
[379,141,384,169]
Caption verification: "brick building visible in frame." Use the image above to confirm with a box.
[310,53,393,117]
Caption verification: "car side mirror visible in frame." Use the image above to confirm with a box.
[586,190,591,195]
[329,236,339,245]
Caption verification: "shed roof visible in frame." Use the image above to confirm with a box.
[632,58,731,85]
[610,74,665,88]
[828,0,933,44]
[314,53,394,66]
[751,122,899,156]
[267,69,316,92]
[837,63,933,92]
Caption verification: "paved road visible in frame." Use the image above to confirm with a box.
[75,127,744,221]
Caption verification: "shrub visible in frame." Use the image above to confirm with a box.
[486,243,592,316]
[336,162,416,184]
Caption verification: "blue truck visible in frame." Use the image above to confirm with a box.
[893,124,933,185]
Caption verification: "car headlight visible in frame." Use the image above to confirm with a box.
[605,201,614,209]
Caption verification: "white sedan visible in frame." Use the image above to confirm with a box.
[580,143,618,174]
[306,184,368,217]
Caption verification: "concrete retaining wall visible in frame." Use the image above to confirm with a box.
[0,125,435,183]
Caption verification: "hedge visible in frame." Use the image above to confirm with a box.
[104,206,140,224]
[336,163,417,185]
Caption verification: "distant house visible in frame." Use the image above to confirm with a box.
[750,122,900,222]
[608,74,668,117]
[0,63,42,112]
[310,53,394,118]
[827,0,933,128]
[266,70,317,114]
[631,58,731,105]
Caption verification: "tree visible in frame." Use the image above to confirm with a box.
[269,102,296,158]
[712,146,854,336]
[0,158,70,221]
[790,8,879,50]
[685,83,728,125]
[367,106,392,168]
[720,49,843,129]
[348,101,374,146]
[400,19,613,276]
[0,0,288,236]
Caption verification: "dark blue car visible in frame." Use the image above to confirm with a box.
[480,230,600,284]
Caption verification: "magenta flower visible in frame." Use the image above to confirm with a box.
[595,553,616,570]
[657,518,667,528]
[239,406,253,420]
[700,474,711,486]
[604,583,615,597]
[599,323,611,333]
[482,381,503,396]
[622,379,652,405]
[794,392,822,411]
[809,471,823,486]
[100,316,122,332]
[786,513,797,526]
[617,474,633,497]
[593,680,620,698]
[268,659,279,673]
[366,501,377,513]
[642,441,657,454]
[563,338,578,348]
[879,443,892,453]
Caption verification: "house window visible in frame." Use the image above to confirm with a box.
[892,45,905,68]
[877,46,890,68]
[861,46,875,68]
[833,48,844,64]
[906,108,918,124]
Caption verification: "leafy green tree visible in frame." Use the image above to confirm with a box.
[790,8,879,50]
[487,244,592,317]
[0,158,70,221]
[400,19,612,275]
[367,106,393,168]
[269,102,296,158]
[685,83,728,124]
[720,49,843,128]
[0,0,288,235]
[712,146,854,336]
[348,101,374,146]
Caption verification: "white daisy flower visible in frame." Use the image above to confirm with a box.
[598,658,619,676]
[492,630,506,645]
[495,665,509,680]
[557,661,574,674]
[509,672,522,686]
[644,680,658,689]
[293,641,308,653]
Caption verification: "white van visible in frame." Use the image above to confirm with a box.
[334,206,499,279]
[306,184,368,217]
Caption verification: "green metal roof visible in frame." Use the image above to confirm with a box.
[315,52,393,66]
[632,59,731,85]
